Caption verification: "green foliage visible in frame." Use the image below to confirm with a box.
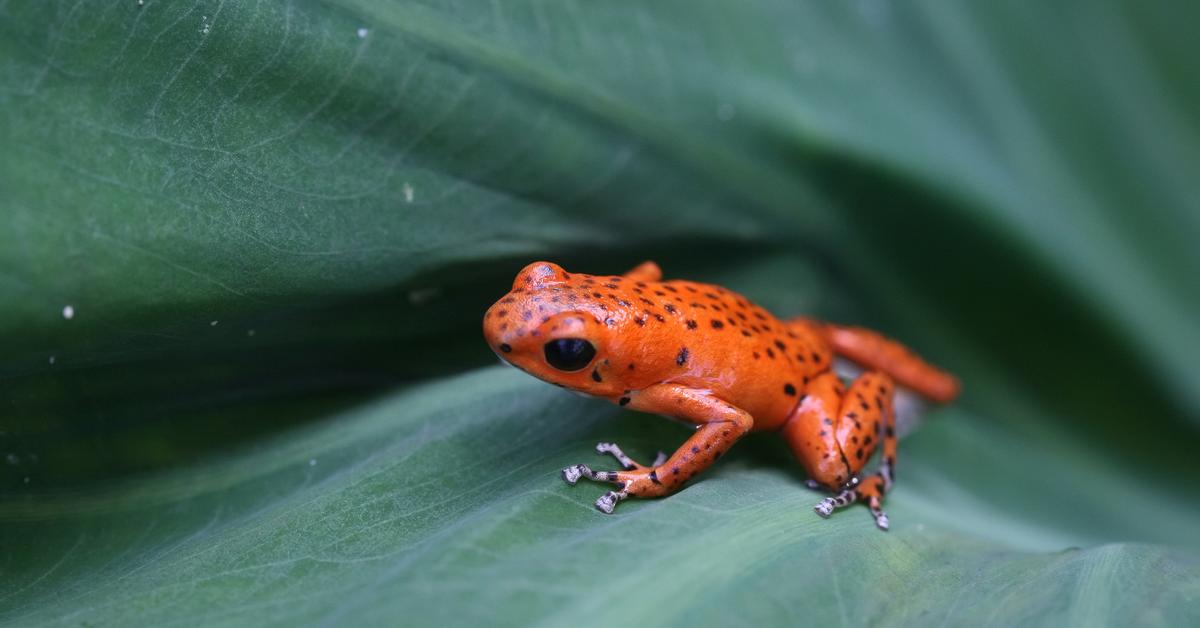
[1,1,1198,625]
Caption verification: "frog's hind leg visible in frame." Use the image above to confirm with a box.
[622,261,662,282]
[789,317,959,404]
[853,475,891,530]
[835,371,897,530]
[782,370,897,530]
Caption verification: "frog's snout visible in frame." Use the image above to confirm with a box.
[482,302,515,357]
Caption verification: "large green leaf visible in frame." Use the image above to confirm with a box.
[2,0,1198,626]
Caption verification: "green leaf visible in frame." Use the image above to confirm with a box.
[2,1,1198,626]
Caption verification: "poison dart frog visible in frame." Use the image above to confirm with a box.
[482,261,959,529]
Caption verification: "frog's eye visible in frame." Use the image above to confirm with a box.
[543,338,596,372]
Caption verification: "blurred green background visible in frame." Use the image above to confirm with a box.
[2,0,1198,625]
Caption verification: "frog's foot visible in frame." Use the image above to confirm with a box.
[561,460,668,514]
[561,463,622,486]
[813,489,856,518]
[869,503,889,531]
[593,442,666,470]
[559,463,635,514]
[812,476,890,530]
[856,475,891,530]
[594,489,629,514]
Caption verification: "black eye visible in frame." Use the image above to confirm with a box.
[543,338,596,372]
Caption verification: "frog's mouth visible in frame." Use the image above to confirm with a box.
[497,356,530,375]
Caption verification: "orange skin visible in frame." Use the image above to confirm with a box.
[482,261,959,529]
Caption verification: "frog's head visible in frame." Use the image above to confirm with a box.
[483,261,628,395]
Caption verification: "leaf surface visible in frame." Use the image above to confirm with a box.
[1,1,1198,626]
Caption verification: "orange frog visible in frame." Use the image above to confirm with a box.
[482,261,959,529]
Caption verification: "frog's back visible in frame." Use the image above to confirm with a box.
[646,278,831,430]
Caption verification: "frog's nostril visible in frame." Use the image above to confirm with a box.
[499,343,512,353]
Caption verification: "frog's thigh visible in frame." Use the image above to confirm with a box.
[835,371,894,476]
[780,371,851,488]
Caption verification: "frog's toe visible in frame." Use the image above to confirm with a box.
[561,463,621,486]
[812,485,890,530]
[594,442,639,470]
[594,490,628,514]
[813,489,857,519]
[562,464,584,485]
[593,442,667,471]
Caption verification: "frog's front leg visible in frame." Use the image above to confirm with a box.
[560,384,753,514]
[561,443,664,483]
[592,442,667,470]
